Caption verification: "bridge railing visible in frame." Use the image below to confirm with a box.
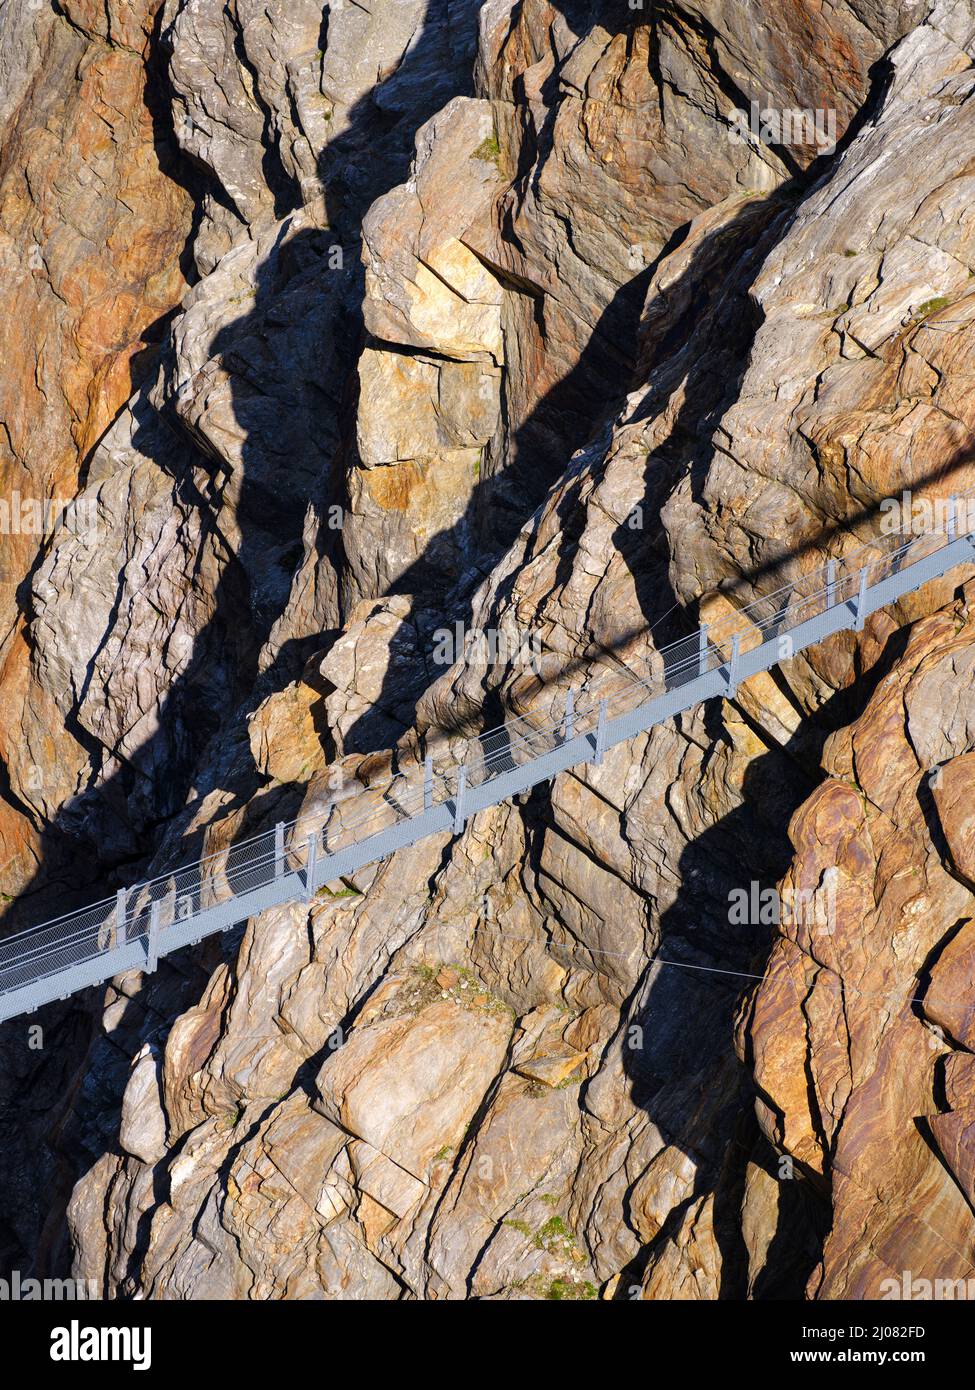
[0,502,971,1009]
[669,524,944,683]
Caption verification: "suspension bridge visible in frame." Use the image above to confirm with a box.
[1,506,973,1023]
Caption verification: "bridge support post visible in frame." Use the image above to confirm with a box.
[305,832,318,903]
[594,699,608,765]
[948,495,957,541]
[116,888,127,947]
[424,755,433,812]
[147,901,160,974]
[853,566,869,632]
[825,560,836,610]
[727,634,741,698]
[564,689,575,742]
[274,821,285,879]
[453,766,467,834]
[698,623,709,677]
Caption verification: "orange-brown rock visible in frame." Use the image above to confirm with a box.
[0,0,191,892]
[744,589,975,1298]
[932,752,975,889]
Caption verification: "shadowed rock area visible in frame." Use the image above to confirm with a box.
[1,0,974,1299]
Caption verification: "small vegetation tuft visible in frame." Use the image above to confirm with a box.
[503,1218,533,1238]
[544,1278,597,1301]
[316,877,362,899]
[535,1215,573,1250]
[472,134,500,166]
[915,295,950,319]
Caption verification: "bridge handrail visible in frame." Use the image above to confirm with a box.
[0,500,970,1003]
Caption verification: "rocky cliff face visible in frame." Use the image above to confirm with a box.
[2,0,975,1298]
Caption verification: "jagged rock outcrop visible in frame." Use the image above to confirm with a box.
[3,0,975,1301]
[0,0,192,894]
[744,585,975,1297]
[664,6,975,627]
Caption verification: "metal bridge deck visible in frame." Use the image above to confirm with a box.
[2,513,972,1023]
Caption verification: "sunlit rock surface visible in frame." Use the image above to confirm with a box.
[1,0,975,1300]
